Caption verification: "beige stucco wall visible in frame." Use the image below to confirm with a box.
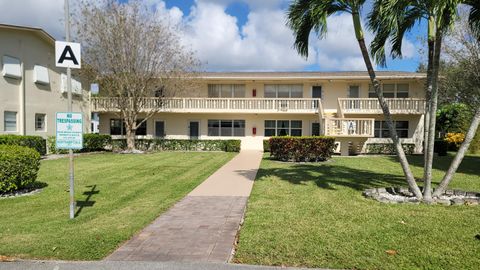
[178,79,425,114]
[98,112,424,152]
[0,28,89,137]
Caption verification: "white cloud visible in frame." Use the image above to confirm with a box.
[0,0,417,71]
[0,0,64,39]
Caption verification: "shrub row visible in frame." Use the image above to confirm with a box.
[111,139,241,152]
[365,143,415,155]
[269,136,336,162]
[47,134,112,154]
[0,145,41,193]
[263,139,270,152]
[0,135,46,155]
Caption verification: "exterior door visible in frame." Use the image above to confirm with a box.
[155,121,165,138]
[189,121,199,139]
[312,86,322,109]
[348,85,360,109]
[311,122,321,136]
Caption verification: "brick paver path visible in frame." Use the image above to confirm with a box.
[106,151,263,262]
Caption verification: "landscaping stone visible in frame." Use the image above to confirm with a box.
[363,187,480,206]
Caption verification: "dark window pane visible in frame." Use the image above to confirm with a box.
[136,119,147,135]
[221,120,233,136]
[110,119,122,135]
[291,129,302,136]
[312,123,320,136]
[396,91,409,98]
[265,129,275,137]
[369,92,377,98]
[291,120,302,129]
[396,121,409,129]
[277,120,289,129]
[233,120,245,136]
[374,130,381,138]
[265,120,276,128]
[208,120,219,136]
[374,121,381,128]
[382,130,390,138]
[398,129,409,138]
[278,129,289,136]
[384,92,395,98]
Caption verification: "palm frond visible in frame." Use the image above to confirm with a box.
[286,0,352,58]
[466,0,480,41]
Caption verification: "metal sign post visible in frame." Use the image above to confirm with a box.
[55,0,82,219]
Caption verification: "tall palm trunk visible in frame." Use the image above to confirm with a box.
[423,16,436,199]
[423,29,443,202]
[433,108,480,197]
[352,11,423,199]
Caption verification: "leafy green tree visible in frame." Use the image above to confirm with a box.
[287,0,423,198]
[368,0,480,201]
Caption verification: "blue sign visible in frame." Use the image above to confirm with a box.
[56,112,83,149]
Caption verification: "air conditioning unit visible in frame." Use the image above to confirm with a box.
[60,73,82,95]
[33,65,50,85]
[2,55,22,79]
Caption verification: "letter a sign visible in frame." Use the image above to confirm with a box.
[55,41,81,69]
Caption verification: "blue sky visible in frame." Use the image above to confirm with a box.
[0,0,426,72]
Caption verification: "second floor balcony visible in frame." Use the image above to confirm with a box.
[338,98,426,115]
[91,97,323,114]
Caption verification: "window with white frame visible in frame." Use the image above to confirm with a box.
[208,120,245,136]
[264,85,303,98]
[374,121,409,138]
[208,84,245,98]
[109,119,147,135]
[369,83,409,98]
[35,113,46,131]
[264,120,302,136]
[4,111,17,132]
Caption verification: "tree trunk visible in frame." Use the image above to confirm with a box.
[352,12,423,199]
[433,108,480,197]
[125,119,136,151]
[423,20,435,200]
[423,29,443,202]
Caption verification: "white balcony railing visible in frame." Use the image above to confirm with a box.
[91,97,322,113]
[325,118,375,137]
[338,98,426,114]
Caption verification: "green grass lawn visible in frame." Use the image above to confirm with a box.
[0,152,235,260]
[234,154,480,270]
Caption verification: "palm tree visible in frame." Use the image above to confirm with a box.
[368,0,480,200]
[287,0,423,199]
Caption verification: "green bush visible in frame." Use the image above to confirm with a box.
[365,143,415,155]
[269,136,336,162]
[468,131,480,154]
[263,139,270,152]
[83,134,112,152]
[0,145,41,193]
[434,140,448,156]
[47,134,112,154]
[111,139,241,152]
[0,135,46,155]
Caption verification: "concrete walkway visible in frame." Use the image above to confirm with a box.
[106,150,263,263]
[0,260,332,270]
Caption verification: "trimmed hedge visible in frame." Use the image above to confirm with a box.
[0,145,41,193]
[434,140,448,156]
[263,139,270,152]
[47,134,112,154]
[111,139,241,152]
[0,135,46,155]
[269,136,336,162]
[365,143,415,155]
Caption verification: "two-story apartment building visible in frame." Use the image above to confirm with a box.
[92,72,427,155]
[0,24,89,137]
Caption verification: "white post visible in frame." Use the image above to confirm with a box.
[65,0,75,220]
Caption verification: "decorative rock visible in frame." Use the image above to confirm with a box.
[444,190,454,196]
[436,199,451,206]
[464,199,479,206]
[363,187,479,206]
[451,198,465,205]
